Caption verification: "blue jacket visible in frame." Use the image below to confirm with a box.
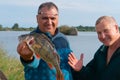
[20,27,73,80]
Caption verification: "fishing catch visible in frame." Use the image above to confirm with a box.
[18,33,64,80]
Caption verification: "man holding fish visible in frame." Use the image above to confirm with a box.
[17,2,74,80]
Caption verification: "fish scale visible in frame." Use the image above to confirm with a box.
[18,33,64,80]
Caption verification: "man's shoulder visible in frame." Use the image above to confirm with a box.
[55,31,67,38]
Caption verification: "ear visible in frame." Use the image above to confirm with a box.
[36,15,39,23]
[115,24,119,33]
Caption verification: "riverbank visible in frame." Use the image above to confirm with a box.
[0,47,24,80]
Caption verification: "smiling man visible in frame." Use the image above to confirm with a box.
[68,16,120,80]
[17,2,73,80]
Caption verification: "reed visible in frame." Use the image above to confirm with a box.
[0,46,24,80]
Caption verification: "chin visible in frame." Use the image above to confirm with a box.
[105,43,111,46]
[44,29,50,32]
[103,42,110,46]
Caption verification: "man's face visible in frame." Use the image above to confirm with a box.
[36,7,58,35]
[96,21,119,46]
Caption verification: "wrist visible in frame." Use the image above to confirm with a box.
[20,56,34,63]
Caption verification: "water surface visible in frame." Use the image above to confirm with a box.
[0,31,102,65]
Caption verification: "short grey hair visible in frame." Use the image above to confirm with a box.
[38,2,58,14]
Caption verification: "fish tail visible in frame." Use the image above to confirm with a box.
[56,70,64,80]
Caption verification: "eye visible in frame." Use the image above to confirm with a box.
[42,17,48,20]
[41,17,56,20]
[51,17,56,20]
[104,29,110,33]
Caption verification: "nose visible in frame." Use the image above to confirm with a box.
[47,18,52,24]
[99,32,106,39]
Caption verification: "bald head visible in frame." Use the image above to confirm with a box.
[95,16,118,26]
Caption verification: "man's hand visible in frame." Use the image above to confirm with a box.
[17,41,34,61]
[68,52,84,71]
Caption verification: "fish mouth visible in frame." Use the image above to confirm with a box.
[26,36,35,46]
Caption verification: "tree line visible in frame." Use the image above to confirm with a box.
[0,23,96,31]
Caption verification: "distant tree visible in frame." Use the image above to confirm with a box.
[78,25,83,27]
[0,24,3,30]
[59,25,70,34]
[12,23,19,30]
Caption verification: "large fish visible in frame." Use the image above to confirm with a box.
[18,33,64,80]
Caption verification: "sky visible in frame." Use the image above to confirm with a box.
[1,0,120,28]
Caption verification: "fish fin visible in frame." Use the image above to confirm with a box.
[53,51,60,64]
[48,63,53,69]
[41,34,55,47]
[35,53,40,59]
[56,70,64,80]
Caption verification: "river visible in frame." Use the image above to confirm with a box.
[0,31,102,65]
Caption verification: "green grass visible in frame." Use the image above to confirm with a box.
[0,46,24,80]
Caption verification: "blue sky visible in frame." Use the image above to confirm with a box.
[1,0,120,28]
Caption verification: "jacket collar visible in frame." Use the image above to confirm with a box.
[31,27,52,39]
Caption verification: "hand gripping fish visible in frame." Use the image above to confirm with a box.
[18,33,64,80]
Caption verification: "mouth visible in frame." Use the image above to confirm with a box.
[45,24,53,28]
[29,39,34,45]
[45,26,52,30]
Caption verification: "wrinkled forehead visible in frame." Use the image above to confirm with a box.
[39,12,58,17]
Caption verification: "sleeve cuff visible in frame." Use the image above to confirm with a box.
[20,56,40,68]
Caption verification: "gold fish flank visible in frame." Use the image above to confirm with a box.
[18,33,64,80]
